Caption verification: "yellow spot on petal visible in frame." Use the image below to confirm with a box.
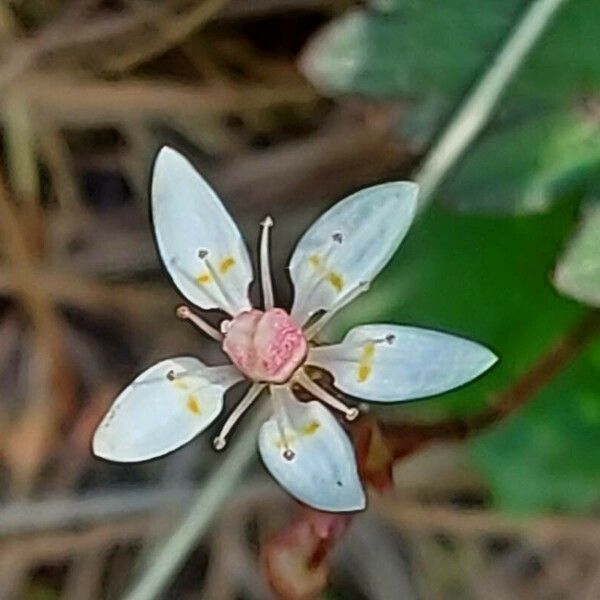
[174,380,189,390]
[362,342,376,360]
[358,364,371,382]
[327,272,344,292]
[196,273,212,285]
[357,342,376,382]
[219,256,235,274]
[309,254,344,294]
[301,420,320,436]
[186,395,201,415]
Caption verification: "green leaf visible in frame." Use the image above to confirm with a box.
[510,0,600,107]
[443,112,600,214]
[471,339,600,513]
[554,203,600,307]
[302,0,600,214]
[301,1,524,137]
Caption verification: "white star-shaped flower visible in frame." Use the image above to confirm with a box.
[93,147,497,512]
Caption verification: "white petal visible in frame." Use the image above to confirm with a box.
[93,357,243,462]
[307,324,498,402]
[152,147,253,315]
[289,182,418,326]
[258,387,365,512]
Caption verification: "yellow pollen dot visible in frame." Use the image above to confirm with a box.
[357,342,376,382]
[196,273,212,285]
[302,420,321,436]
[358,364,372,382]
[219,256,235,274]
[362,342,376,360]
[186,395,201,415]
[309,255,321,268]
[327,272,344,292]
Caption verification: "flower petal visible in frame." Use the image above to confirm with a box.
[307,324,498,402]
[93,357,243,462]
[152,147,253,315]
[289,182,418,326]
[258,387,365,512]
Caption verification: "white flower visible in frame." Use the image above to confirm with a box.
[93,147,497,512]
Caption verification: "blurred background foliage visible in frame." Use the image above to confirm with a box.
[0,0,599,599]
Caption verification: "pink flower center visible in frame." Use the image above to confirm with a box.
[222,308,307,384]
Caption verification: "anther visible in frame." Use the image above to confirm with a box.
[198,249,208,259]
[283,448,295,461]
[165,369,194,382]
[213,436,226,451]
[332,232,343,244]
[345,407,359,421]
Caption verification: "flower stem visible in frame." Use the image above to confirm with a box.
[121,407,266,600]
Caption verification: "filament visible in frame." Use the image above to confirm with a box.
[296,369,359,421]
[176,305,223,341]
[213,383,265,450]
[260,216,275,311]
[304,280,370,340]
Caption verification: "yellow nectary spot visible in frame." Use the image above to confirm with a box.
[327,272,344,292]
[196,273,212,285]
[219,256,235,274]
[302,420,320,436]
[186,394,201,415]
[357,342,376,382]
[308,254,344,292]
[362,342,376,360]
[358,364,371,382]
[174,380,189,390]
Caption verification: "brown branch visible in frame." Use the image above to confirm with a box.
[8,73,316,124]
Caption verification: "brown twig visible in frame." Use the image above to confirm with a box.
[104,0,235,74]
[10,73,316,124]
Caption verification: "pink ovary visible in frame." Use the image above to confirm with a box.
[222,308,307,383]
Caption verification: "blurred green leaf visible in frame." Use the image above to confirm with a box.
[554,202,600,306]
[302,0,600,214]
[471,339,600,513]
[443,112,600,214]
[510,0,600,107]
[302,1,523,138]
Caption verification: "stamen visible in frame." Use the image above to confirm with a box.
[200,252,240,316]
[176,305,223,342]
[304,280,370,340]
[296,370,359,422]
[213,383,265,450]
[260,216,275,311]
[272,397,295,461]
